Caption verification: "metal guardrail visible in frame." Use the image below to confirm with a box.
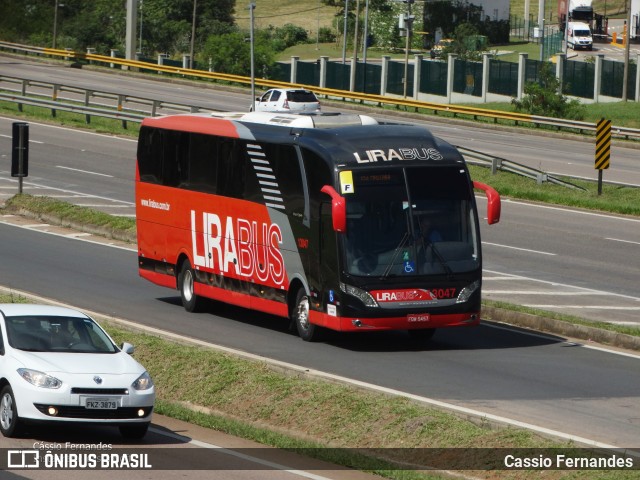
[457,146,587,190]
[0,93,146,126]
[0,74,211,119]
[2,41,640,142]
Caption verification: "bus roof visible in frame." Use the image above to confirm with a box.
[141,112,464,167]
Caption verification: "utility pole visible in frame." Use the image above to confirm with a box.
[342,0,349,64]
[189,0,197,69]
[622,0,632,101]
[249,3,256,110]
[402,0,414,98]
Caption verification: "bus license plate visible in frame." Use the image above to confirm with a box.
[408,314,430,323]
[85,398,118,409]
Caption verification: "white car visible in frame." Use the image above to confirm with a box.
[0,304,155,438]
[253,88,320,113]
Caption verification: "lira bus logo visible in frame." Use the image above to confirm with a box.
[190,211,285,285]
[372,289,436,303]
[353,148,443,163]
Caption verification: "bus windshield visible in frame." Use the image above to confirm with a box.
[342,166,479,277]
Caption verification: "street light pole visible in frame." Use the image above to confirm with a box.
[622,0,632,101]
[139,0,143,55]
[249,3,256,110]
[189,0,197,69]
[341,0,349,64]
[52,0,59,49]
[403,0,413,98]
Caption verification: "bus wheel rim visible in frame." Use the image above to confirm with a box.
[297,297,310,331]
[183,270,194,302]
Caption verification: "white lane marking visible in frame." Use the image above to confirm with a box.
[484,291,606,295]
[484,322,640,360]
[0,176,134,206]
[501,198,640,223]
[56,165,114,177]
[482,242,556,256]
[0,133,43,144]
[0,116,138,142]
[149,428,336,480]
[606,237,640,246]
[524,305,640,310]
[484,269,640,303]
[0,219,136,252]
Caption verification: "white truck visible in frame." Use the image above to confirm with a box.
[566,21,593,50]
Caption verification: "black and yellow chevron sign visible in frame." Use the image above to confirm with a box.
[595,119,611,170]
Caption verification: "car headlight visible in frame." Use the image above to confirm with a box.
[132,371,154,391]
[17,368,62,389]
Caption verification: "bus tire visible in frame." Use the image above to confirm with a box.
[178,261,203,313]
[407,328,436,342]
[292,289,322,342]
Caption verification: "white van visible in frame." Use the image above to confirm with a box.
[567,21,593,50]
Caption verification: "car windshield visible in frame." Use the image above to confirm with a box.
[341,166,479,277]
[5,315,118,353]
[287,91,318,102]
[575,30,591,36]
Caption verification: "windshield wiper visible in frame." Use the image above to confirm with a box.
[381,232,410,278]
[428,243,454,279]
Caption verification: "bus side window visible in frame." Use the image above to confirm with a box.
[269,145,304,219]
[137,127,163,184]
[162,131,189,188]
[186,133,217,193]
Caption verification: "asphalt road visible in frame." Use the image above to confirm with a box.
[0,221,638,449]
[0,55,639,451]
[1,115,639,326]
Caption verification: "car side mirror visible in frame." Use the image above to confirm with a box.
[320,185,346,233]
[121,342,135,354]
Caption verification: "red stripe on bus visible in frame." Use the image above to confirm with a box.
[142,116,241,138]
[309,310,480,332]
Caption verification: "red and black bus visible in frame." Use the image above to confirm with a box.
[135,111,500,342]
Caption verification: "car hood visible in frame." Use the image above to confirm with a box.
[10,350,144,375]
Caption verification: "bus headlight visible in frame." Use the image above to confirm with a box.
[340,283,379,308]
[456,280,480,304]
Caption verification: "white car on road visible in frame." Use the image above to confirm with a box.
[0,304,155,438]
[253,88,320,113]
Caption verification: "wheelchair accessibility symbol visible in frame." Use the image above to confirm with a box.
[404,261,415,273]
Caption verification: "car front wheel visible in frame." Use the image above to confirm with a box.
[0,385,22,438]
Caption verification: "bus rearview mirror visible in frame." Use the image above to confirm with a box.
[320,185,347,233]
[473,181,501,225]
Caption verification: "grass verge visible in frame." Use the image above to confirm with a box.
[0,292,635,480]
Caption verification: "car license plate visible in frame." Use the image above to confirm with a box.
[85,398,118,409]
[408,314,430,322]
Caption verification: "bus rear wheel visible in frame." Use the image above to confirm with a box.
[178,261,203,313]
[292,289,322,342]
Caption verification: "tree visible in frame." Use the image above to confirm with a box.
[512,63,586,120]
[202,31,275,77]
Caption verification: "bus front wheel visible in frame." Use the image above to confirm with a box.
[292,289,322,342]
[178,261,203,313]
